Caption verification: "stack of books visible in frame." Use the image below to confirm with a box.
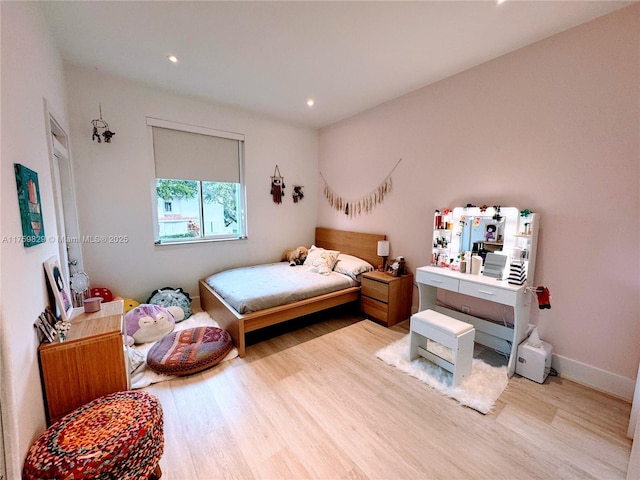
[508,260,527,285]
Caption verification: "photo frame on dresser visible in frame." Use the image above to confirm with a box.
[386,263,399,277]
[34,311,56,343]
[44,256,74,321]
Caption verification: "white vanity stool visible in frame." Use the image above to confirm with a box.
[410,309,475,386]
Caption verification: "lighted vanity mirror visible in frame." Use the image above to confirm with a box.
[451,206,519,256]
[431,205,538,282]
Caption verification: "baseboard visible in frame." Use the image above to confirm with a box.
[552,353,635,402]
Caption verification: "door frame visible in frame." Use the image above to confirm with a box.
[43,99,84,286]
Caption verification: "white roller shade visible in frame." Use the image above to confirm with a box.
[152,126,240,183]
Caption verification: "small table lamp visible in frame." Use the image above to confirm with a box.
[377,240,390,271]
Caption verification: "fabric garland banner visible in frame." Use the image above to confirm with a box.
[320,158,402,218]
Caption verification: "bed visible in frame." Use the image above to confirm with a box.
[199,227,386,357]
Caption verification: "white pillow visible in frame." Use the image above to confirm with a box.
[304,245,340,274]
[333,254,374,280]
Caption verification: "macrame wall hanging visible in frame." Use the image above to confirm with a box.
[270,165,285,204]
[320,158,402,218]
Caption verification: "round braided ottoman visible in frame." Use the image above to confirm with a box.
[22,390,164,480]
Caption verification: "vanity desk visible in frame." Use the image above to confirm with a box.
[420,206,539,377]
[416,266,531,376]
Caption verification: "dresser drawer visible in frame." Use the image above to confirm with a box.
[416,269,459,291]
[362,278,389,303]
[459,280,516,306]
[361,296,388,322]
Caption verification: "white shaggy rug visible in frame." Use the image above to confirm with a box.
[128,311,238,389]
[375,335,508,414]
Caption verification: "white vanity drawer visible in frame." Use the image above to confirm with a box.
[416,269,459,291]
[459,280,516,306]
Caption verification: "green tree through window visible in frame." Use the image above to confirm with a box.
[156,179,240,241]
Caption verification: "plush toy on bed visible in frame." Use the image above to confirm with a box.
[281,246,308,266]
[125,304,176,345]
[146,286,192,321]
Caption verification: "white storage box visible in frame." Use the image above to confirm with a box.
[516,339,552,383]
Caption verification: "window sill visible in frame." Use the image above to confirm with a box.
[155,235,247,246]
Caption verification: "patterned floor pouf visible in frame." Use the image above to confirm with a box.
[147,326,233,376]
[22,390,164,479]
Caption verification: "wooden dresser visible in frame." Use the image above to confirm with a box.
[38,300,129,425]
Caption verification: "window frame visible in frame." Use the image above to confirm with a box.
[147,117,247,245]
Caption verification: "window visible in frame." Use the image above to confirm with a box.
[147,118,246,244]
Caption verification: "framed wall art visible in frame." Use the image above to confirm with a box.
[14,163,46,247]
[44,256,74,321]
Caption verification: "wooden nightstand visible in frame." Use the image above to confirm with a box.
[361,271,413,327]
[38,300,129,425]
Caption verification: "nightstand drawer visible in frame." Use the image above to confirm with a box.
[362,278,389,303]
[416,269,459,291]
[361,296,388,321]
[459,280,516,306]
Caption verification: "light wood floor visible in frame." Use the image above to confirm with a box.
[146,306,633,479]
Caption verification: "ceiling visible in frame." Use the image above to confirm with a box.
[39,1,634,128]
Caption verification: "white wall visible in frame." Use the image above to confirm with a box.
[0,3,70,477]
[0,7,317,472]
[318,6,640,396]
[65,65,318,303]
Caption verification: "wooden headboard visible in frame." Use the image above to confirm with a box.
[315,227,386,268]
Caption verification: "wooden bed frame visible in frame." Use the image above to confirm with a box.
[199,227,386,357]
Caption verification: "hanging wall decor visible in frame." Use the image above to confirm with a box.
[14,163,46,247]
[270,165,285,204]
[91,103,116,143]
[320,158,402,218]
[292,185,304,203]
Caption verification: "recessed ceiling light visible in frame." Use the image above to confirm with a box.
[167,55,179,63]
[497,0,507,4]
[306,99,315,107]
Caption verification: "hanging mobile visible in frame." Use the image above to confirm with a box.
[91,103,116,143]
